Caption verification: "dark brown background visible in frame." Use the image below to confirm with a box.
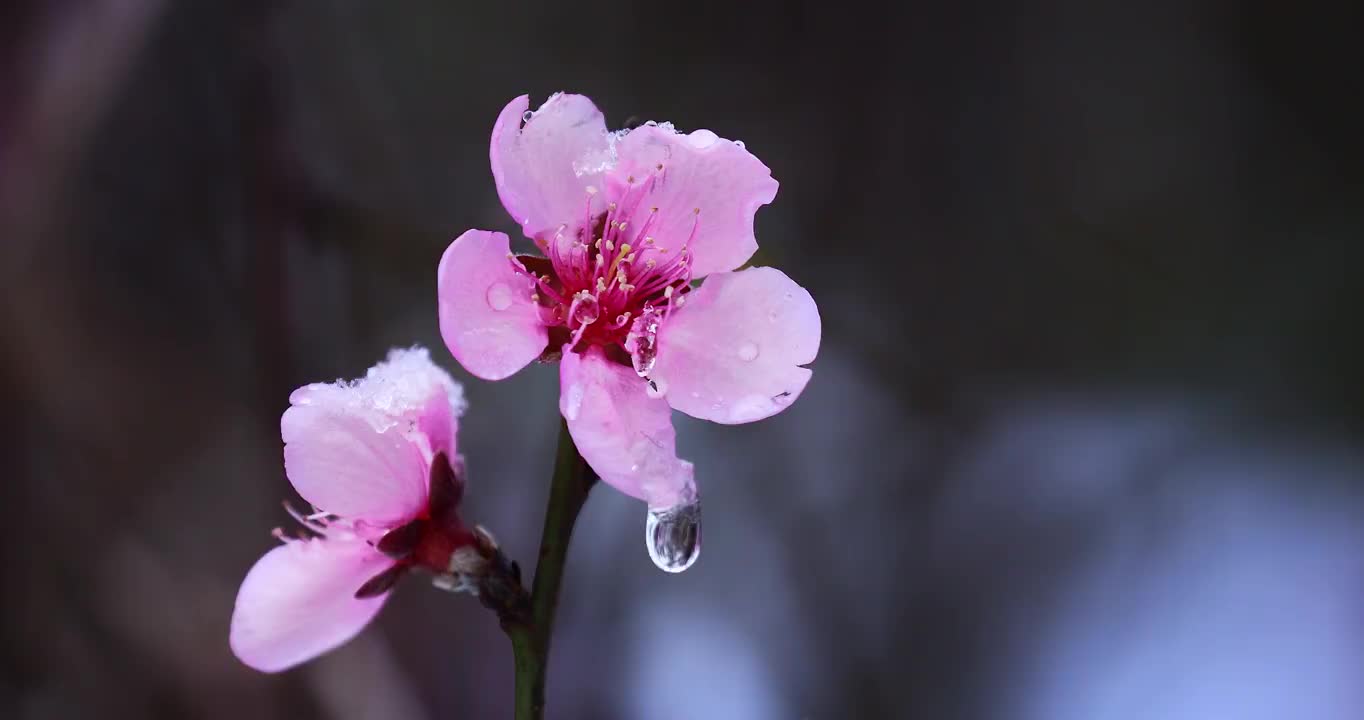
[3,2,1362,718]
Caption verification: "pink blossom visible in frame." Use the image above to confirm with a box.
[439,94,820,513]
[230,348,477,673]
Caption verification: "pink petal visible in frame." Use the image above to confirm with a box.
[653,267,821,425]
[282,404,428,526]
[490,94,611,239]
[613,124,778,277]
[438,229,549,381]
[230,537,393,673]
[291,347,466,460]
[559,348,695,507]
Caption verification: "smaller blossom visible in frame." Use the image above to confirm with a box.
[230,348,482,673]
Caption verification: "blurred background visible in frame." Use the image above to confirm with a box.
[3,1,1362,718]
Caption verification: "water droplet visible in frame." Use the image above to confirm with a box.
[572,294,600,324]
[772,391,793,407]
[646,377,668,399]
[645,495,701,573]
[522,110,534,122]
[688,129,719,149]
[627,307,661,376]
[737,342,759,361]
[734,140,746,149]
[486,282,513,311]
[644,120,658,127]
[562,383,585,420]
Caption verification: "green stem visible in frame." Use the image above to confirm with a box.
[508,418,596,720]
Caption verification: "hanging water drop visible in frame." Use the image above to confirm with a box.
[645,494,701,573]
[522,110,534,123]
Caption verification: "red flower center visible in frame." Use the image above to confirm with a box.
[514,175,701,376]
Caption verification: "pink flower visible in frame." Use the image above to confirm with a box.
[438,94,821,562]
[230,348,479,672]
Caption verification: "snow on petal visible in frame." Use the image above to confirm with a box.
[282,404,428,526]
[560,348,695,507]
[653,267,820,425]
[612,124,778,277]
[491,93,612,239]
[230,537,393,673]
[291,347,466,460]
[438,229,549,381]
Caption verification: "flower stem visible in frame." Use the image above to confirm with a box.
[507,418,596,719]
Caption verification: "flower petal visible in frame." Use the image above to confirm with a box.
[612,124,778,277]
[559,348,694,507]
[291,347,466,460]
[282,403,428,525]
[230,537,393,673]
[438,229,548,381]
[653,267,820,425]
[491,93,611,239]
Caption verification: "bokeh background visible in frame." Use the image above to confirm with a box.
[3,2,1362,718]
